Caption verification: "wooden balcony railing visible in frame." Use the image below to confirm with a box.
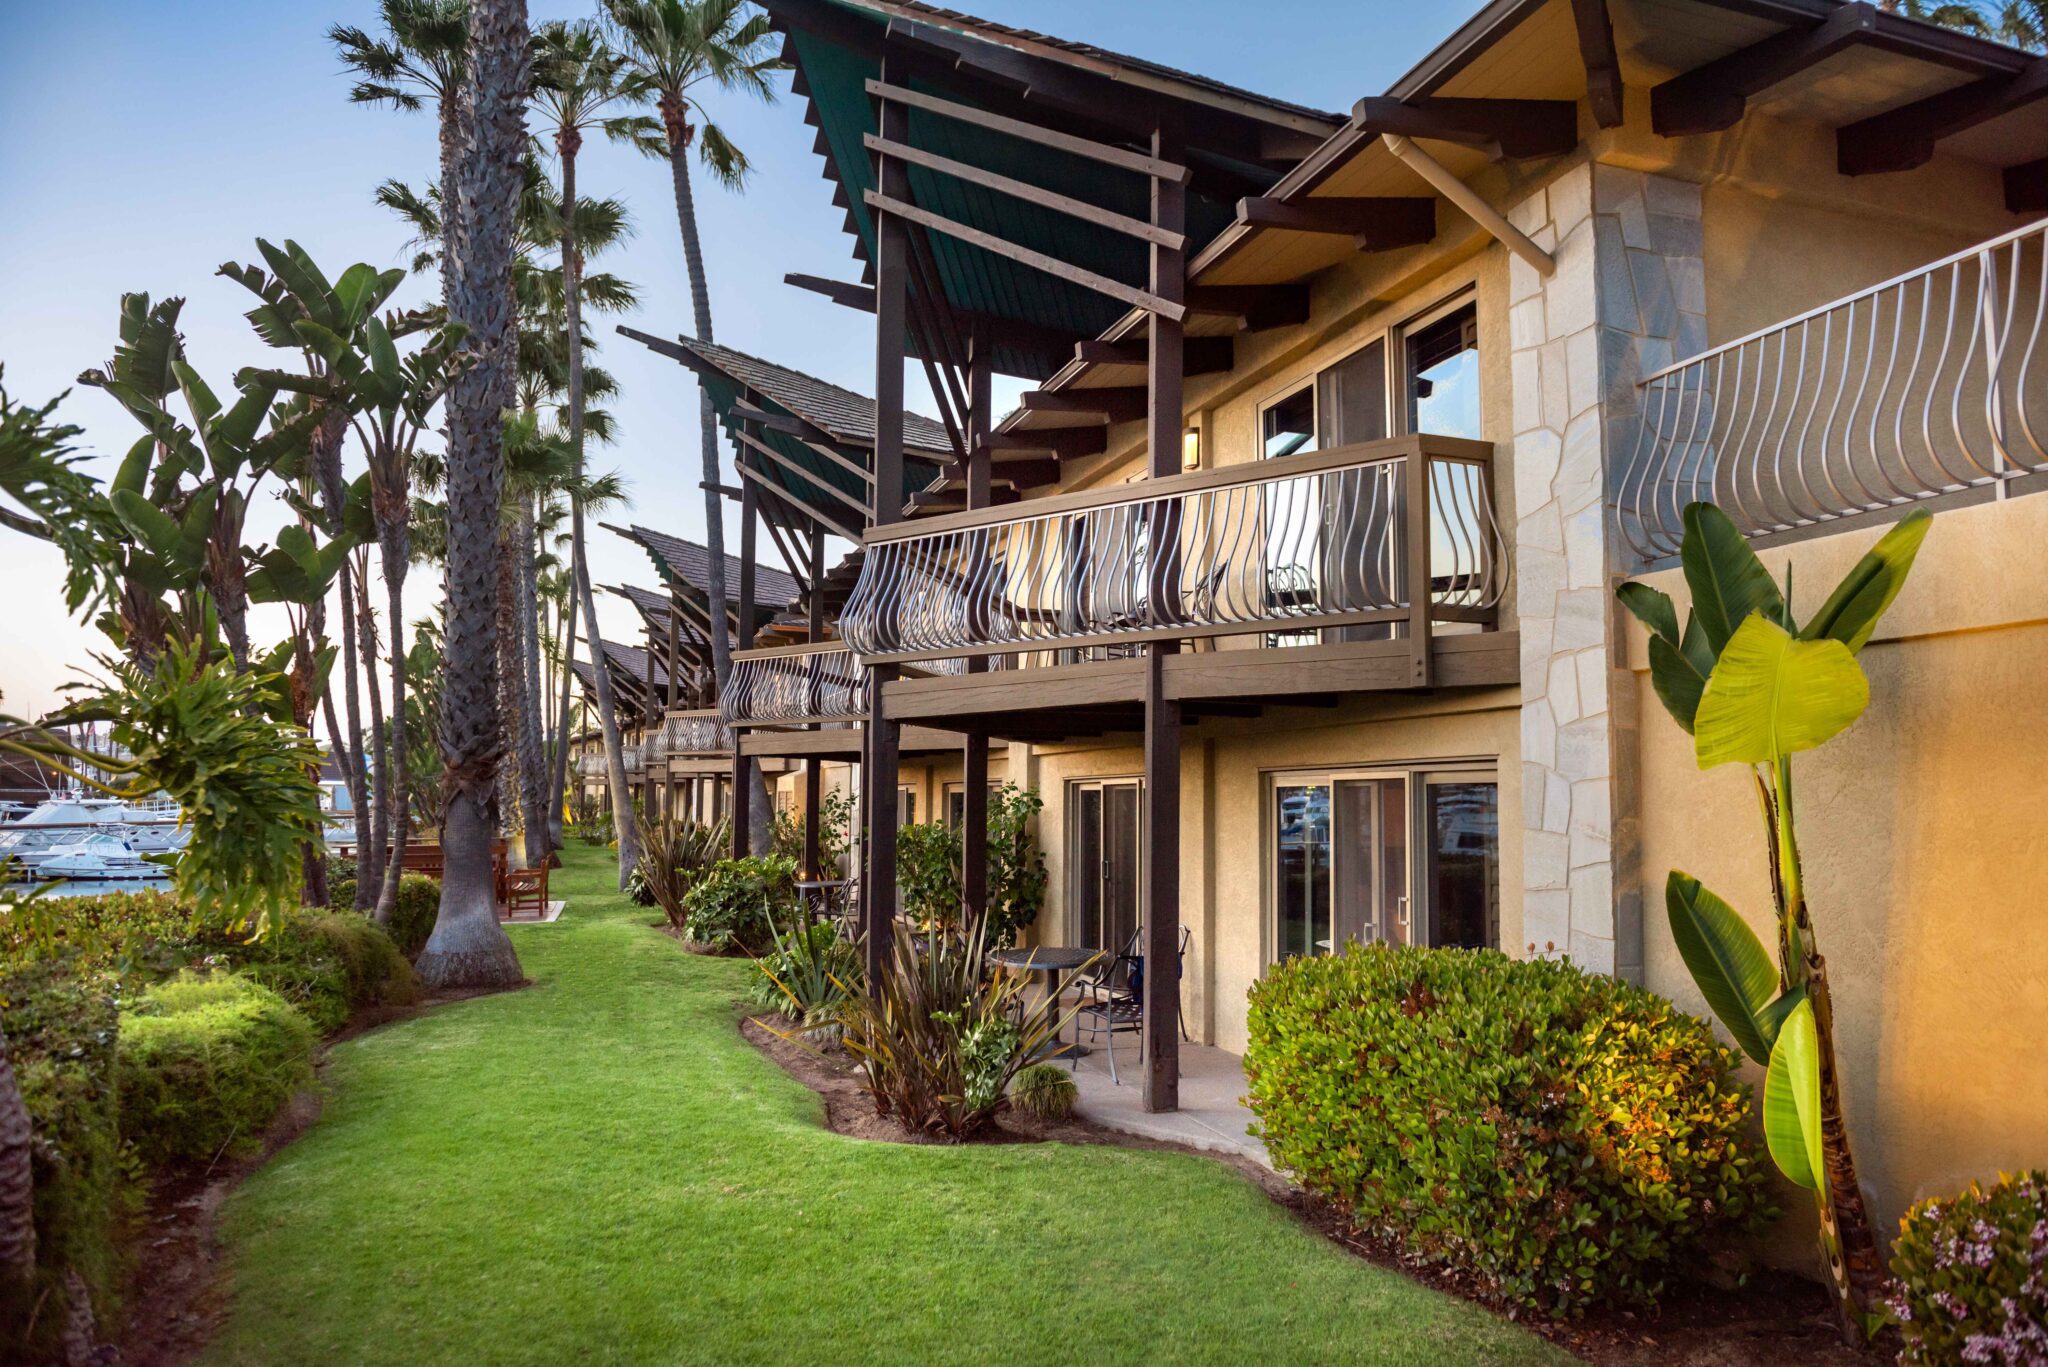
[659,708,732,756]
[1619,218,2048,564]
[838,434,1506,664]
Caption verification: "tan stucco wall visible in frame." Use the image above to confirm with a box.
[1625,495,2048,1242]
[1025,692,1519,1055]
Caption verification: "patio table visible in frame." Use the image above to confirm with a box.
[988,945,1100,1058]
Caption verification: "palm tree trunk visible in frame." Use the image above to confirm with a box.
[357,566,392,905]
[547,598,575,850]
[496,519,528,866]
[417,0,526,989]
[560,134,639,889]
[516,497,549,863]
[374,548,411,926]
[332,561,373,906]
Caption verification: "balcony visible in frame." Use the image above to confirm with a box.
[721,643,871,728]
[659,708,733,757]
[1619,219,2048,564]
[839,435,1507,673]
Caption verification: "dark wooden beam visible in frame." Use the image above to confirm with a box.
[1351,95,1578,159]
[1236,195,1436,250]
[1838,57,2048,176]
[862,76,1191,184]
[1185,284,1312,332]
[1571,0,1625,129]
[782,273,1081,378]
[2007,156,2048,212]
[1020,387,1150,423]
[1653,1,1876,137]
[784,272,876,312]
[979,428,1109,458]
[908,486,1022,512]
[980,456,1059,488]
[1075,336,1233,375]
[863,190,1189,322]
[860,133,1187,250]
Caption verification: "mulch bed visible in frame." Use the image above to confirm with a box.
[740,1008,1890,1367]
[113,983,528,1367]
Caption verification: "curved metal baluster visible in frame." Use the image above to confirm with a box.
[2014,228,2048,470]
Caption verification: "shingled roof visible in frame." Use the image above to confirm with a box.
[613,524,802,609]
[670,335,953,455]
[609,582,707,645]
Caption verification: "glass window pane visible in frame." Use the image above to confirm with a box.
[1275,784,1330,958]
[1408,303,1481,440]
[1428,781,1498,948]
[1261,385,1316,459]
[1104,784,1142,956]
[1074,787,1102,948]
[1316,339,1387,446]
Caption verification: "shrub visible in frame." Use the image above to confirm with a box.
[896,823,962,929]
[217,913,421,1033]
[326,873,435,957]
[749,914,859,1026]
[635,818,729,929]
[1012,1062,1077,1121]
[986,784,1048,949]
[836,917,1070,1140]
[117,970,315,1167]
[1244,945,1771,1316]
[325,854,357,887]
[1888,1171,2048,1365]
[681,856,797,954]
[0,956,129,1363]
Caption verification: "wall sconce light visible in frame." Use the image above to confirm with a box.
[1181,425,1201,470]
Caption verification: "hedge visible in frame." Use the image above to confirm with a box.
[117,971,315,1168]
[326,873,439,959]
[0,957,128,1363]
[1245,944,1772,1315]
[1888,1170,2048,1364]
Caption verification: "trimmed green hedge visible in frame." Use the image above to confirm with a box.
[1245,945,1772,1316]
[117,971,315,1167]
[0,957,129,1363]
[326,873,439,959]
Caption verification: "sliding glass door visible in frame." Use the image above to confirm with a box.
[1070,779,1142,955]
[1270,765,1497,961]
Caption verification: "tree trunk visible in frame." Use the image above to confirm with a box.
[560,133,639,889]
[659,113,733,734]
[418,0,526,990]
[516,497,549,863]
[357,566,391,906]
[547,598,575,851]
[0,1011,33,1286]
[333,561,373,907]
[374,548,411,927]
[496,519,528,866]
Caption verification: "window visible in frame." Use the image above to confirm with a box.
[896,786,917,828]
[1260,384,1316,459]
[1405,300,1481,440]
[1267,763,1498,961]
[944,782,1001,829]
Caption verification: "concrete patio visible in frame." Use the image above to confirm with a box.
[1066,1038,1272,1169]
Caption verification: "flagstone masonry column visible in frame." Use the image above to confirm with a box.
[1507,161,1706,981]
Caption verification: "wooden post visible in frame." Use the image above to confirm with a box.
[666,601,681,710]
[732,477,760,859]
[1404,444,1434,687]
[862,59,910,981]
[962,323,992,929]
[1142,117,1186,1115]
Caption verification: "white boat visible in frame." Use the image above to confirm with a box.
[34,832,163,881]
[0,800,128,874]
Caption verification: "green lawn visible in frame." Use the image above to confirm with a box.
[202,844,1570,1366]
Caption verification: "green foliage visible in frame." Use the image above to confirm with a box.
[986,784,1047,949]
[117,971,315,1167]
[1245,944,1772,1315]
[749,914,859,1027]
[834,916,1073,1141]
[218,914,422,1034]
[634,818,728,930]
[0,957,130,1363]
[680,856,796,954]
[895,822,961,929]
[0,369,125,615]
[326,873,438,959]
[1011,1061,1077,1122]
[1887,1171,2048,1365]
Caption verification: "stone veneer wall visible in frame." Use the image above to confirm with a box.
[1508,161,1706,981]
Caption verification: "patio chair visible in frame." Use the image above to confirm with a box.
[503,864,549,921]
[1072,924,1192,1085]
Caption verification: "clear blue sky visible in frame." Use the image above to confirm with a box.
[0,0,1464,717]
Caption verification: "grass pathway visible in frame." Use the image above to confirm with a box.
[202,845,1569,1366]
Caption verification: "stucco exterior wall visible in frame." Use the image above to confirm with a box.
[1625,494,2048,1239]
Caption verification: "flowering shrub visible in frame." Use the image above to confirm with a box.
[1245,944,1773,1315]
[1889,1171,2048,1365]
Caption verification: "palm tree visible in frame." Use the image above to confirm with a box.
[416,0,529,989]
[333,1,470,300]
[603,0,784,848]
[531,17,662,887]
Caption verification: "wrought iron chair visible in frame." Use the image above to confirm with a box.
[1072,924,1192,1085]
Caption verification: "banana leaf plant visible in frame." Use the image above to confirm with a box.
[1617,501,1932,1343]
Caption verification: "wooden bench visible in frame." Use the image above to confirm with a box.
[503,865,550,921]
